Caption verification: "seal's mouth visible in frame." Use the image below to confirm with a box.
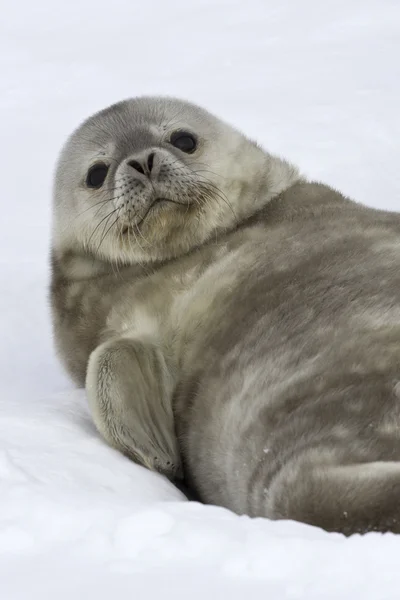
[152,197,170,206]
[121,197,188,234]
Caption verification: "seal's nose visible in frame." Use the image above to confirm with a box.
[127,151,155,177]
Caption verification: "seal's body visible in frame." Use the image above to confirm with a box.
[51,97,400,534]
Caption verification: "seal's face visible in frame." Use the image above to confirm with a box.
[53,97,297,264]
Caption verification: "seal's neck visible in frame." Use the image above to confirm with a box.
[51,247,146,283]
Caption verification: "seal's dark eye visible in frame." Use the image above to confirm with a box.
[170,131,197,153]
[86,163,109,188]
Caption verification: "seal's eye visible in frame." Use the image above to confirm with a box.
[86,163,109,188]
[170,131,197,154]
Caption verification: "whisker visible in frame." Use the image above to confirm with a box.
[75,198,113,219]
[96,211,121,257]
[87,207,119,249]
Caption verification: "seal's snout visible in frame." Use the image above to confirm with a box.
[127,150,156,179]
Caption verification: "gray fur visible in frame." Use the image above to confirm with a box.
[51,96,400,534]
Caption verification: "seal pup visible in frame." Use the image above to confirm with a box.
[51,96,400,535]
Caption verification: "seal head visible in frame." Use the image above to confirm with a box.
[53,97,299,264]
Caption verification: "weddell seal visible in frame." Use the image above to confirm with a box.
[51,96,400,535]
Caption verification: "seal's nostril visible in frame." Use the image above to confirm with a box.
[147,152,155,172]
[128,160,145,175]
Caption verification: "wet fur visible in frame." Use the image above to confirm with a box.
[51,97,400,534]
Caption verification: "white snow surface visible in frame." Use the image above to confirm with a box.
[1,0,400,597]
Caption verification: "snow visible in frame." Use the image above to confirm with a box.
[1,0,400,597]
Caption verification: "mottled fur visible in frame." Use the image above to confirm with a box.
[51,97,400,534]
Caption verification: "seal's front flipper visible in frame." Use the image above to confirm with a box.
[86,337,182,481]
